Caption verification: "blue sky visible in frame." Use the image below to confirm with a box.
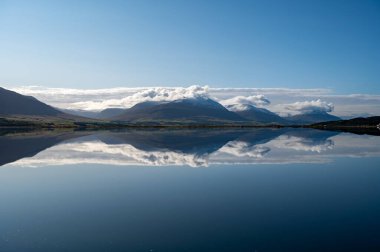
[0,0,379,94]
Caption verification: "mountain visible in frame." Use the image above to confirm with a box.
[113,98,246,123]
[98,108,125,119]
[60,109,99,119]
[285,111,341,125]
[62,108,125,119]
[233,105,289,125]
[0,87,63,116]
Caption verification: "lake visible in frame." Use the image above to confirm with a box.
[1,128,380,251]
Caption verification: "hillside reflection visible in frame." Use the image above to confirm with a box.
[1,128,380,167]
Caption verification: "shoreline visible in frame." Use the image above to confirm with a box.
[1,121,379,129]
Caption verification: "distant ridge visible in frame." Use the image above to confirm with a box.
[285,111,341,124]
[98,108,126,119]
[62,108,125,119]
[233,105,289,125]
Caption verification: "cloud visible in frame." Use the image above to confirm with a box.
[6,85,380,117]
[283,99,334,114]
[8,85,328,111]
[61,85,209,111]
[219,95,270,111]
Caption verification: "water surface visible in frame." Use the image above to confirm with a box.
[1,128,380,251]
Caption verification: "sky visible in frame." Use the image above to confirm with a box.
[1,0,379,92]
[1,0,380,116]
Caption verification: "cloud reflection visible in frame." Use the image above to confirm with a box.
[1,129,380,167]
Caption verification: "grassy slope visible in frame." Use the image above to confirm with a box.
[1,115,379,131]
[0,115,285,129]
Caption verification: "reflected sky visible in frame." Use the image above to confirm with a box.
[1,128,380,251]
[1,128,380,168]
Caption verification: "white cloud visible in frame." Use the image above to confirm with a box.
[6,85,380,117]
[65,85,210,111]
[283,99,334,115]
[219,95,270,111]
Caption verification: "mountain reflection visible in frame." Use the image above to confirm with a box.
[1,128,380,167]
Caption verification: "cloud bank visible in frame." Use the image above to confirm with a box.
[219,95,270,111]
[67,85,210,111]
[284,99,334,114]
[7,85,380,117]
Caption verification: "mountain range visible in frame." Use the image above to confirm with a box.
[71,99,342,125]
[0,86,345,125]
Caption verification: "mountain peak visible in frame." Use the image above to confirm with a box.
[113,97,246,123]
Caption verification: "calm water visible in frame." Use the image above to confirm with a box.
[1,128,380,251]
